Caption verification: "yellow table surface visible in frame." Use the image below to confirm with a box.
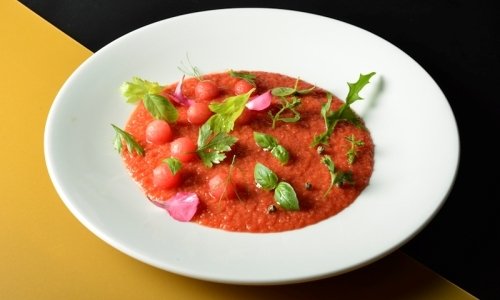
[0,1,476,299]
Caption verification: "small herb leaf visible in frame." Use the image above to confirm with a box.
[346,72,376,105]
[269,96,301,129]
[229,70,256,84]
[254,163,278,191]
[253,131,278,151]
[206,89,254,133]
[271,145,290,164]
[196,123,238,167]
[271,87,296,97]
[111,124,144,156]
[143,94,178,122]
[120,77,163,104]
[163,157,182,175]
[311,72,375,147]
[274,182,299,211]
[345,134,365,164]
[321,155,354,196]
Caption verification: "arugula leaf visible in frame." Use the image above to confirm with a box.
[205,89,254,133]
[143,94,178,122]
[345,134,365,165]
[229,70,256,84]
[274,182,299,211]
[321,155,353,197]
[254,163,279,190]
[311,72,375,147]
[196,123,238,167]
[163,157,182,175]
[111,124,144,156]
[120,77,163,104]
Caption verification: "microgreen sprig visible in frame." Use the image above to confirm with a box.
[177,53,203,80]
[111,124,144,156]
[268,96,301,129]
[321,155,353,197]
[345,134,365,165]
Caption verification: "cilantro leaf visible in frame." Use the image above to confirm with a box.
[163,157,182,175]
[120,77,163,104]
[143,94,178,123]
[311,72,375,147]
[111,124,144,156]
[196,123,238,167]
[205,89,254,133]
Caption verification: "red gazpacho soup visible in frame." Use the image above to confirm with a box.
[113,70,375,233]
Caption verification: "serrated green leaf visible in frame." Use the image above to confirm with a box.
[321,155,354,197]
[346,72,376,105]
[143,94,178,122]
[196,124,238,167]
[111,124,144,156]
[311,73,375,147]
[163,157,182,175]
[120,77,163,104]
[206,89,253,133]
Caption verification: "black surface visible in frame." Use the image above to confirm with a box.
[19,1,499,298]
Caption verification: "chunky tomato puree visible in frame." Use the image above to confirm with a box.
[122,71,374,232]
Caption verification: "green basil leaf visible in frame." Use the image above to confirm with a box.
[143,94,178,123]
[253,132,278,151]
[163,157,182,175]
[274,182,299,211]
[254,163,278,191]
[271,145,289,164]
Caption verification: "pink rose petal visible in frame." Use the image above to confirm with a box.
[170,75,194,106]
[163,192,199,222]
[245,90,272,111]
